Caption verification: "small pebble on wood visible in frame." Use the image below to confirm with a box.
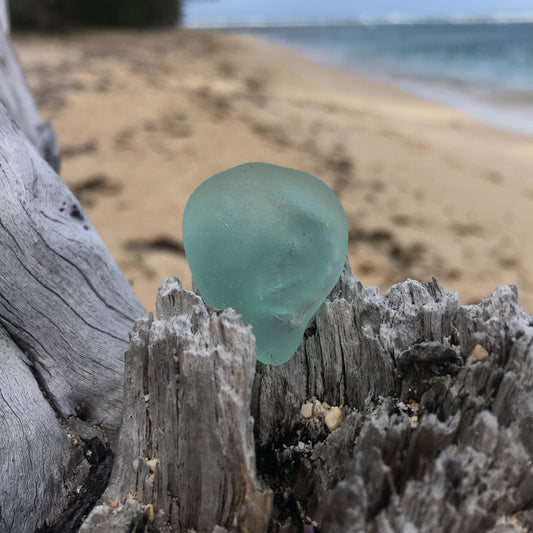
[469,343,490,362]
[324,406,343,431]
[183,162,348,365]
[300,402,313,419]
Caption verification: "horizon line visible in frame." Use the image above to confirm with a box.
[184,14,533,29]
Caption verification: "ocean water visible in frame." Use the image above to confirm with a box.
[234,22,533,137]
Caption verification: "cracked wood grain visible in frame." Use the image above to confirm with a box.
[82,266,533,533]
[0,103,143,434]
[82,278,273,533]
[0,100,144,531]
[252,271,533,532]
[0,324,90,533]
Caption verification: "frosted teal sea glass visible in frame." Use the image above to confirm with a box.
[182,162,348,365]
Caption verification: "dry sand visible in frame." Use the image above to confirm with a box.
[12,29,533,312]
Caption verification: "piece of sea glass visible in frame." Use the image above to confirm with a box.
[182,162,348,365]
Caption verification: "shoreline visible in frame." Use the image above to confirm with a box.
[228,23,533,139]
[12,29,533,311]
[337,64,533,138]
[383,75,533,138]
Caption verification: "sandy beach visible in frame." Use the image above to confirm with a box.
[12,29,533,312]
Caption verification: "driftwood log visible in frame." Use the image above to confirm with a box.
[0,4,143,529]
[0,100,145,529]
[1,3,533,531]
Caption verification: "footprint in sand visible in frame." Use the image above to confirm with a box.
[391,214,412,227]
[484,170,504,184]
[62,139,98,158]
[449,222,484,237]
[70,174,122,208]
[114,127,136,150]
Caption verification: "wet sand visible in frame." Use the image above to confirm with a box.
[13,29,533,311]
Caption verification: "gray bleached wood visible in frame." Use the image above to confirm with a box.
[0,103,143,436]
[82,266,533,533]
[83,278,272,532]
[0,0,59,169]
[0,324,89,533]
[0,102,144,531]
[253,273,533,532]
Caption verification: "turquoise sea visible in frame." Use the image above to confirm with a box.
[233,22,533,137]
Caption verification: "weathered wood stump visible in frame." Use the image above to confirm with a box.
[80,266,533,533]
[81,278,273,532]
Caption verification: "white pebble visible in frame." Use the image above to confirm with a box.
[325,407,343,431]
[300,402,313,419]
[146,458,160,472]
